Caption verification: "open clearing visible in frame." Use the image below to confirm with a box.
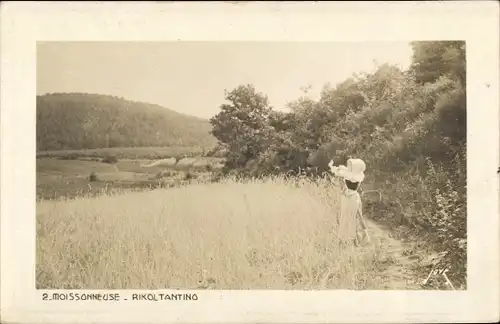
[36,175,425,290]
[36,157,222,200]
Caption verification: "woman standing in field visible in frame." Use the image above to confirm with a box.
[328,158,370,246]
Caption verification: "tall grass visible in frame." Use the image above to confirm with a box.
[37,176,394,290]
[36,146,211,160]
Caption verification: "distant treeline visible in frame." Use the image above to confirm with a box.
[36,93,217,151]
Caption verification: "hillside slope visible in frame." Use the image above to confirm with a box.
[36,93,217,151]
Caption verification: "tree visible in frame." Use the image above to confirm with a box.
[410,41,466,86]
[210,85,274,170]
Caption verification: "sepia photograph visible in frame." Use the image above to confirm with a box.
[35,40,466,291]
[1,2,499,324]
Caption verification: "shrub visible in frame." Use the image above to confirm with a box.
[420,153,466,288]
[88,172,98,182]
[58,153,80,160]
[184,171,194,181]
[155,170,175,179]
[102,156,119,164]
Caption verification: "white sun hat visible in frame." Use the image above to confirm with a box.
[330,158,366,183]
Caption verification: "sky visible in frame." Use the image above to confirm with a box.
[37,41,413,119]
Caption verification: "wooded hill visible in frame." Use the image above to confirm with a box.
[36,93,217,151]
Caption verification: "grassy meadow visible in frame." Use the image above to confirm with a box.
[36,175,422,290]
[36,151,224,200]
[36,154,426,290]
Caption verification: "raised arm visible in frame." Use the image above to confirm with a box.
[327,160,335,174]
[328,161,348,176]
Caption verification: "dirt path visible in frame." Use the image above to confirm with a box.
[364,220,425,289]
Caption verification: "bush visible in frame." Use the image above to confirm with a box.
[184,171,194,181]
[89,172,98,182]
[102,156,118,164]
[420,153,466,287]
[58,153,80,160]
[155,170,175,179]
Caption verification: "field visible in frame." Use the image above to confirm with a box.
[36,146,214,160]
[36,154,431,290]
[36,153,224,200]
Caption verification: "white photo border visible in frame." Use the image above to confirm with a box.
[1,1,499,323]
